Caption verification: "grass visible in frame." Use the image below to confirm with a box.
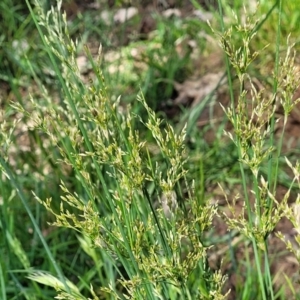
[1,0,300,299]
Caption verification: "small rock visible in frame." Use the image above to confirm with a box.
[114,7,138,24]
[162,8,181,18]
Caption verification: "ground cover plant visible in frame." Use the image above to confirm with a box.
[2,0,300,299]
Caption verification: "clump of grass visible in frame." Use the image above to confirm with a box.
[4,0,229,299]
[212,1,300,299]
[2,0,300,299]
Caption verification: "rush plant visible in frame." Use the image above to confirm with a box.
[5,0,229,299]
[1,0,300,299]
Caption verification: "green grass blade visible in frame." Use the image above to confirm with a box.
[0,156,70,293]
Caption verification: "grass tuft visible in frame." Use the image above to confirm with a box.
[1,0,300,299]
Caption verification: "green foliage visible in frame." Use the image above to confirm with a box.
[2,0,300,299]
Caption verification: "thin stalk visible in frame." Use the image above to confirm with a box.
[217,0,235,111]
[143,185,171,258]
[217,0,253,225]
[145,149,173,257]
[253,174,274,299]
[264,244,274,300]
[252,1,279,34]
[237,82,253,228]
[252,176,262,222]
[267,0,282,201]
[270,120,286,197]
[242,242,251,299]
[237,157,253,223]
[265,2,283,297]
[0,257,6,300]
[252,241,267,300]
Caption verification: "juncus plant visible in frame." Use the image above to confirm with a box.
[212,1,300,299]
[2,0,300,299]
[11,0,229,299]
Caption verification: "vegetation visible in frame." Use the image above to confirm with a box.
[1,0,300,299]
